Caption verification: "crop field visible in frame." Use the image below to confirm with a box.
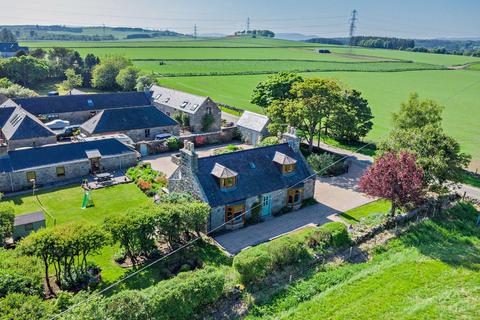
[23,37,480,167]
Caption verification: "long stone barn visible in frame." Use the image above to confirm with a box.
[0,139,138,193]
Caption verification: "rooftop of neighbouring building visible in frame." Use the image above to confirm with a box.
[81,105,178,134]
[14,211,45,226]
[13,91,152,115]
[0,138,136,173]
[0,106,56,141]
[150,84,210,114]
[236,110,270,133]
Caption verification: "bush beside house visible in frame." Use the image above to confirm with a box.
[126,163,167,196]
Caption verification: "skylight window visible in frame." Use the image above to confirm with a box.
[190,104,199,111]
[87,99,94,107]
[180,101,188,108]
[155,94,162,100]
[164,98,170,103]
[249,162,256,169]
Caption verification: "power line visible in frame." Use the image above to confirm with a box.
[50,141,375,319]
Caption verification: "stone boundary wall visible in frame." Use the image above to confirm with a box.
[136,127,238,156]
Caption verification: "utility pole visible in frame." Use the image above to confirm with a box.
[194,24,197,38]
[348,9,358,49]
[102,23,106,36]
[246,17,250,33]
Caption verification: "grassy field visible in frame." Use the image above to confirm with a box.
[21,37,480,168]
[247,202,480,319]
[339,199,391,225]
[3,184,151,282]
[161,69,480,167]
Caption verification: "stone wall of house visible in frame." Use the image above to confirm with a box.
[189,99,222,133]
[154,99,221,133]
[237,127,268,146]
[8,136,57,150]
[271,189,288,213]
[0,153,137,193]
[92,125,180,143]
[303,178,315,200]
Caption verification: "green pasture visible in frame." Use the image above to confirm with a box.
[160,70,480,167]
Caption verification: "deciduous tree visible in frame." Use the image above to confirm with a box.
[359,151,424,217]
[116,66,140,91]
[92,55,131,90]
[251,72,303,108]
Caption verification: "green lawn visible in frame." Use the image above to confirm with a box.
[339,199,391,225]
[247,202,480,319]
[3,183,151,283]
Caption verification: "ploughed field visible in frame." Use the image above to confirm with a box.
[23,37,480,168]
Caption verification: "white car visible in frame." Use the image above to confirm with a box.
[45,119,70,130]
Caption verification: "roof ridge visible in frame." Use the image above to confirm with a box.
[198,142,290,161]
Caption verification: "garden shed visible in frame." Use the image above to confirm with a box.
[13,211,46,240]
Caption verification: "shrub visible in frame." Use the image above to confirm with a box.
[0,249,43,297]
[234,222,350,285]
[166,136,180,150]
[307,153,346,176]
[0,293,56,320]
[258,136,280,147]
[127,163,167,196]
[201,113,215,131]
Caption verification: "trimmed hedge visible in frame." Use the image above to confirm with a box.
[234,222,350,285]
[97,266,225,320]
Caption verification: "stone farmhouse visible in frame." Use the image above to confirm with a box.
[80,106,179,142]
[236,111,270,146]
[150,84,221,133]
[0,103,57,149]
[169,129,316,231]
[13,91,153,124]
[0,42,29,58]
[0,138,137,192]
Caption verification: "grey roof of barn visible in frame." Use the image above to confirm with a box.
[195,143,314,207]
[0,42,28,52]
[236,111,270,133]
[0,106,55,140]
[14,211,45,226]
[150,84,209,114]
[81,105,177,134]
[0,138,135,173]
[13,91,152,115]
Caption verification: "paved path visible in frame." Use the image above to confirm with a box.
[213,202,340,254]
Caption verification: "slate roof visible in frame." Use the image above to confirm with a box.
[14,211,45,226]
[81,106,177,134]
[0,106,55,140]
[0,138,135,173]
[13,91,152,115]
[195,143,313,207]
[150,84,209,114]
[237,111,270,133]
[0,42,28,52]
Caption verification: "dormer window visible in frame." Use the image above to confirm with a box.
[283,163,296,174]
[273,151,297,175]
[211,163,238,191]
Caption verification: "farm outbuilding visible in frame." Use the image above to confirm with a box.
[236,111,270,146]
[13,211,46,240]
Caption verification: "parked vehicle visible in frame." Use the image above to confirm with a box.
[56,125,81,140]
[154,133,173,141]
[45,119,70,130]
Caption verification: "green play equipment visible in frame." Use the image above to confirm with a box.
[81,190,94,209]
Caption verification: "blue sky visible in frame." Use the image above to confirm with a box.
[0,0,479,38]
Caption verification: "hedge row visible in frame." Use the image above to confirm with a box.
[94,267,225,320]
[155,65,443,78]
[233,222,350,285]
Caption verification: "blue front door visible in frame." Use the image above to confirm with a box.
[262,194,272,217]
